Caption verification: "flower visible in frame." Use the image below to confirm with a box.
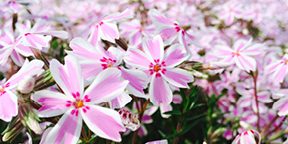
[214,39,262,72]
[124,35,194,106]
[0,59,44,122]
[232,130,261,144]
[33,55,129,143]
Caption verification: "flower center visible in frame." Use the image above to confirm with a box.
[149,59,166,77]
[74,100,84,108]
[100,57,117,70]
[153,65,161,72]
[233,52,240,57]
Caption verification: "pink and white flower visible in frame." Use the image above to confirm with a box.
[265,54,288,83]
[32,55,128,143]
[88,9,133,46]
[214,39,262,72]
[124,35,194,106]
[0,59,44,122]
[232,130,261,144]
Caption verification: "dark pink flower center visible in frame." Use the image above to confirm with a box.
[0,83,10,97]
[149,59,166,77]
[100,57,120,70]
[66,92,91,116]
[281,59,288,65]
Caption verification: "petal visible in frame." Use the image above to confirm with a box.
[235,55,256,72]
[79,60,103,79]
[265,60,282,74]
[99,22,119,43]
[103,9,133,21]
[44,109,82,144]
[109,92,132,109]
[6,59,44,88]
[157,26,178,44]
[129,31,142,46]
[214,45,234,58]
[124,48,151,69]
[0,47,13,65]
[233,39,250,51]
[68,37,102,61]
[163,44,188,67]
[14,44,33,57]
[10,50,25,66]
[149,74,172,106]
[84,68,129,104]
[242,43,263,55]
[33,31,68,39]
[142,35,164,62]
[161,68,194,88]
[272,63,288,83]
[0,91,17,122]
[32,90,72,117]
[273,96,288,116]
[148,9,174,26]
[88,24,100,47]
[22,34,51,49]
[81,105,125,142]
[120,68,148,97]
[160,103,172,118]
[50,55,84,97]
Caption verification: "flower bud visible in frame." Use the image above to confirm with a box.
[2,119,24,142]
[18,75,35,94]
[201,62,231,70]
[119,109,140,131]
[18,103,42,134]
[34,69,56,91]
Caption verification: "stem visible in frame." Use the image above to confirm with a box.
[173,118,183,144]
[81,126,88,141]
[264,116,287,141]
[252,72,260,132]
[260,115,279,136]
[132,99,150,144]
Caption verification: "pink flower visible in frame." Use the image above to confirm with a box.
[0,59,44,122]
[148,9,201,58]
[232,130,261,144]
[88,9,133,46]
[214,39,262,72]
[67,37,148,98]
[32,55,128,143]
[265,54,288,83]
[218,1,242,25]
[124,35,194,106]
[119,19,154,46]
[0,30,33,66]
[146,139,168,144]
[16,20,68,49]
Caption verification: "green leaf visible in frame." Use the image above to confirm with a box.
[180,88,187,106]
[163,110,182,115]
[188,103,205,111]
[158,130,166,138]
[179,118,202,135]
[185,113,205,122]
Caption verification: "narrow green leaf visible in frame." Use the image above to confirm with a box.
[163,110,182,115]
[185,113,205,122]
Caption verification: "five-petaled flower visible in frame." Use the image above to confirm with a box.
[33,55,129,143]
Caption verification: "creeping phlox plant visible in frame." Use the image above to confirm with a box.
[1,0,288,144]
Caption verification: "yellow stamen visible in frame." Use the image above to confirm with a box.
[75,101,83,108]
[108,64,112,67]
[0,88,4,92]
[154,65,161,72]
